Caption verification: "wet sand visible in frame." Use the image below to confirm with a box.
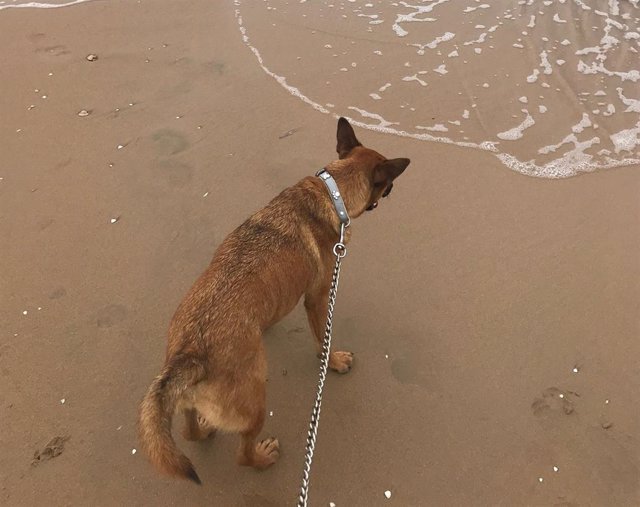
[1,1,639,506]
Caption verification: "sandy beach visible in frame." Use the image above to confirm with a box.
[1,0,639,505]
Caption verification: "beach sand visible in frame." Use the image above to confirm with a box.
[1,1,639,505]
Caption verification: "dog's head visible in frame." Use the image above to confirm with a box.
[329,117,410,218]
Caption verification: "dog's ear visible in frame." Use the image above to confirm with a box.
[336,117,361,158]
[374,158,411,184]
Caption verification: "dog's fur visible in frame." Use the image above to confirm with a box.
[137,118,409,484]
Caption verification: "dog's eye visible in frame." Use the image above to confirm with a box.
[382,183,394,198]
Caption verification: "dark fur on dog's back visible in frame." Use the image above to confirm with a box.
[137,118,410,482]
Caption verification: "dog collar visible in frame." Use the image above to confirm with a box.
[316,169,350,227]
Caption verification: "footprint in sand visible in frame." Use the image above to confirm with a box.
[391,354,436,388]
[48,287,67,300]
[151,159,193,188]
[151,128,189,156]
[531,387,576,417]
[96,304,128,328]
[35,45,70,57]
[32,436,69,466]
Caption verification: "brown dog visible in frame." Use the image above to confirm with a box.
[138,118,409,484]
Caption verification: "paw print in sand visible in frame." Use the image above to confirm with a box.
[531,387,578,417]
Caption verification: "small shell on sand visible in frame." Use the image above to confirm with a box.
[78,110,90,117]
[86,54,98,62]
[384,490,392,499]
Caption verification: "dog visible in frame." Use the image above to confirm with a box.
[137,117,410,484]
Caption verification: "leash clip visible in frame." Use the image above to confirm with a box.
[333,223,347,258]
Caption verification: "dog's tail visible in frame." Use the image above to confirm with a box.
[138,354,206,484]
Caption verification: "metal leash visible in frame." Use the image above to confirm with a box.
[297,224,348,507]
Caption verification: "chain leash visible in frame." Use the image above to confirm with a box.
[297,225,347,507]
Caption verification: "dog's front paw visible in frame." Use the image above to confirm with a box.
[329,351,354,373]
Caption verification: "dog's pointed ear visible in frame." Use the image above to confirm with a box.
[336,117,361,158]
[374,158,411,184]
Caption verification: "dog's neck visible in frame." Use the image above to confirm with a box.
[316,169,350,227]
[323,160,371,218]
[299,161,370,243]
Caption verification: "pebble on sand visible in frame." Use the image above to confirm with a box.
[60,398,66,404]
[572,366,579,373]
[538,477,544,483]
[330,503,336,507]
[22,310,28,315]
[131,448,137,455]
[86,54,98,62]
[384,490,392,499]
[110,217,120,224]
[553,466,559,472]
[78,110,90,117]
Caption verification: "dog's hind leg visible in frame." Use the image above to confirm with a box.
[182,408,216,441]
[235,381,280,470]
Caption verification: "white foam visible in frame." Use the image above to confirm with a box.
[402,74,428,86]
[369,93,382,100]
[434,64,448,75]
[527,15,536,28]
[448,50,459,58]
[539,51,552,75]
[527,69,540,83]
[391,0,445,37]
[577,60,640,83]
[616,87,640,112]
[610,122,640,153]
[411,32,456,54]
[463,31,489,46]
[0,0,92,10]
[464,4,489,13]
[553,13,567,23]
[348,106,399,128]
[416,124,449,132]
[507,137,601,175]
[233,0,640,180]
[497,111,535,140]
[571,113,592,133]
[379,83,392,92]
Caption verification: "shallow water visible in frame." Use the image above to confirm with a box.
[235,0,640,178]
[6,0,639,178]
